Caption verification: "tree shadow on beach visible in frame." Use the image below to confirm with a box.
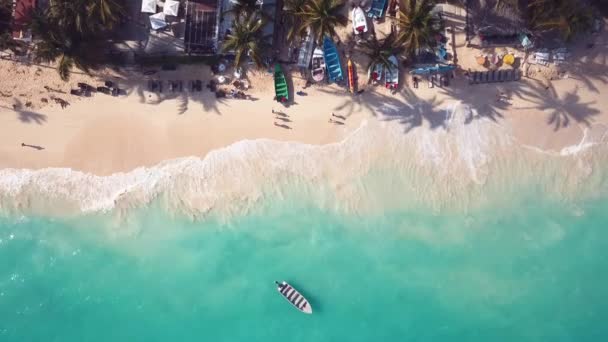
[560,38,608,94]
[317,82,449,133]
[1,103,48,125]
[107,66,228,116]
[513,83,601,131]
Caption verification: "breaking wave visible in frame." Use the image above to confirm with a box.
[1,103,607,217]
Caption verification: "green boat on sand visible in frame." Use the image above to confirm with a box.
[274,63,289,103]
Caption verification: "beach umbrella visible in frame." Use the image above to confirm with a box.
[503,54,515,65]
[163,0,180,16]
[476,55,486,65]
[149,12,167,30]
[141,0,156,13]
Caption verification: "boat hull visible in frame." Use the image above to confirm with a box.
[276,281,312,314]
[274,63,289,102]
[348,59,356,93]
[322,36,344,83]
[311,47,325,83]
[385,55,399,89]
[352,7,368,35]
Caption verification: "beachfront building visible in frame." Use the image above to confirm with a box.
[11,0,36,41]
[131,0,275,56]
[466,0,533,49]
[184,0,220,54]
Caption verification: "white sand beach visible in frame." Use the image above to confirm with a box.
[1,10,608,216]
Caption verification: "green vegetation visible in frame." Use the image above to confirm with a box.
[224,0,267,20]
[29,0,125,81]
[528,0,594,41]
[282,0,308,43]
[221,13,270,69]
[297,0,347,44]
[359,32,405,76]
[394,0,441,58]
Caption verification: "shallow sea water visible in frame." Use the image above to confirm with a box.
[1,188,608,341]
[1,105,608,341]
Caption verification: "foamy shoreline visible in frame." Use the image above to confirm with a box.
[2,33,608,216]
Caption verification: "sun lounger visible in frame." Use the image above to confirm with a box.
[96,86,110,94]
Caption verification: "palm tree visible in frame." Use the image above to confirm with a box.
[48,0,123,34]
[87,0,124,31]
[282,0,308,43]
[224,0,263,19]
[528,0,593,41]
[29,9,96,80]
[394,0,440,57]
[297,0,347,44]
[359,32,405,77]
[222,13,271,68]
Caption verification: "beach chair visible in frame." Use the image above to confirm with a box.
[514,70,521,81]
[496,70,503,82]
[490,70,496,83]
[505,70,513,82]
[70,89,82,96]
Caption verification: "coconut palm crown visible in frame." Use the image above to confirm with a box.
[394,0,441,57]
[222,13,271,69]
[297,0,347,44]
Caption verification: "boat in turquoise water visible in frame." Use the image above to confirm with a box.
[322,36,343,83]
[275,281,312,314]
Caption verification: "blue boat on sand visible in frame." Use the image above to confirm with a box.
[322,36,344,83]
[367,0,387,19]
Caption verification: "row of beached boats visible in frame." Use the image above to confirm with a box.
[275,5,394,102]
[369,55,399,90]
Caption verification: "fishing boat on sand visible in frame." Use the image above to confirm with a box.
[322,36,344,83]
[275,281,312,314]
[352,7,368,35]
[311,47,326,83]
[367,0,387,19]
[348,59,356,93]
[370,63,383,84]
[385,55,399,89]
[274,63,289,103]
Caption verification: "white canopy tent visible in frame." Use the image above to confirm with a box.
[141,0,156,13]
[149,12,167,30]
[163,0,180,16]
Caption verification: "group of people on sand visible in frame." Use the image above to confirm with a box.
[272,109,292,129]
[328,113,345,125]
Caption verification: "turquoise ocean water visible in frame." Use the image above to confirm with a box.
[2,185,608,341]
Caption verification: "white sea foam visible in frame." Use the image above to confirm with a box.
[0,102,606,217]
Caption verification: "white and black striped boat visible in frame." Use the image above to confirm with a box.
[275,281,313,314]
